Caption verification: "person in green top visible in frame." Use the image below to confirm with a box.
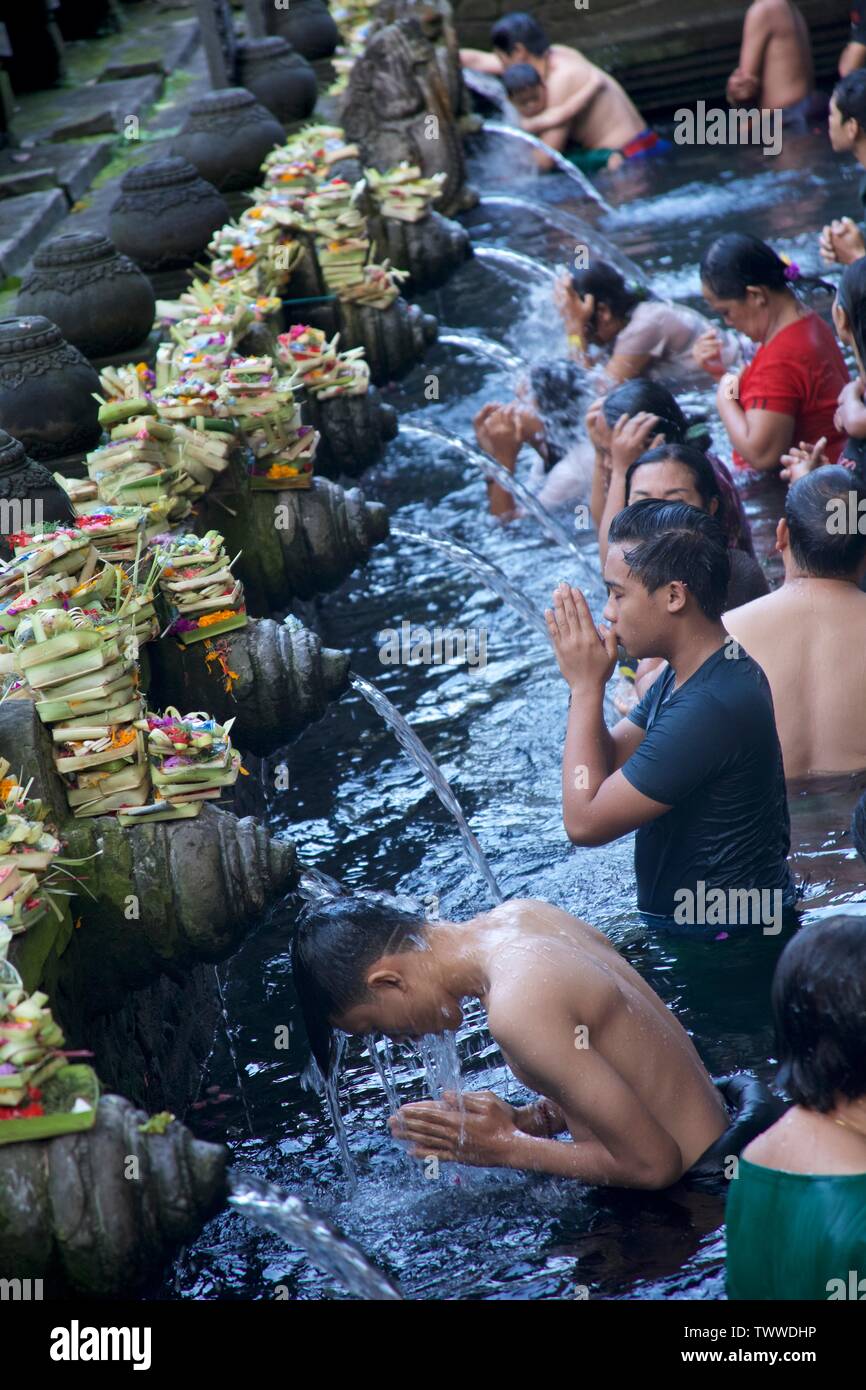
[726,916,866,1300]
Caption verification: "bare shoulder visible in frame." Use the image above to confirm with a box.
[724,588,778,635]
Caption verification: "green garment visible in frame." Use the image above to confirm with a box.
[726,1156,866,1300]
[563,144,614,174]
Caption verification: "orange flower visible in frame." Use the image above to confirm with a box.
[198,610,238,627]
[109,727,137,749]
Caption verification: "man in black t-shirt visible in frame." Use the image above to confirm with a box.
[546,499,794,935]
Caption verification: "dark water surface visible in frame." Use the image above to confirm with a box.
[164,127,866,1301]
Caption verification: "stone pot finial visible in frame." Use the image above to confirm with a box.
[109,157,231,274]
[171,88,285,192]
[0,317,101,462]
[17,231,156,360]
[236,36,317,124]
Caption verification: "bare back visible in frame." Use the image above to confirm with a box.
[725,580,866,779]
[744,0,814,109]
[481,900,727,1169]
[547,45,643,149]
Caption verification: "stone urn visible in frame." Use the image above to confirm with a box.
[17,232,156,361]
[236,37,318,125]
[171,88,285,193]
[0,317,101,463]
[108,157,231,274]
[267,0,339,61]
[0,430,75,560]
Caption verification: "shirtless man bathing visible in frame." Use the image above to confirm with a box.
[727,0,826,130]
[460,12,659,173]
[292,893,733,1188]
[724,468,866,779]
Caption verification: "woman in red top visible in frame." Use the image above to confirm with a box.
[694,233,849,472]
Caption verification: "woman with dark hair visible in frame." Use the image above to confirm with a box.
[587,379,712,532]
[726,917,866,1300]
[697,233,849,473]
[557,260,728,386]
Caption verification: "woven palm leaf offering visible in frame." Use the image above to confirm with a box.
[0,761,65,937]
[215,356,318,489]
[276,324,370,397]
[0,974,98,1145]
[150,530,247,645]
[117,710,241,826]
[11,607,148,817]
[365,164,446,222]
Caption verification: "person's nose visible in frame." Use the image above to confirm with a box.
[602,594,616,624]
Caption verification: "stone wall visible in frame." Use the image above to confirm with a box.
[453,0,851,114]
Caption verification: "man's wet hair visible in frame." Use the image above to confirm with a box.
[784,466,866,579]
[502,62,542,97]
[772,917,866,1112]
[569,259,645,322]
[491,12,549,56]
[601,379,711,452]
[834,69,866,132]
[607,499,731,621]
[292,893,427,1075]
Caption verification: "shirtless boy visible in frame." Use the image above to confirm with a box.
[727,0,824,128]
[292,893,730,1188]
[724,468,866,779]
[460,12,653,172]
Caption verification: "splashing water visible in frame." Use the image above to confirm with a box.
[474,244,558,285]
[477,193,648,286]
[228,1173,403,1300]
[324,1033,358,1186]
[480,121,611,210]
[437,330,524,373]
[349,672,504,904]
[365,1034,401,1113]
[390,522,549,636]
[399,423,583,556]
[414,1031,464,1102]
[213,965,254,1138]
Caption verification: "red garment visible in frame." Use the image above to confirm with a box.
[732,312,848,470]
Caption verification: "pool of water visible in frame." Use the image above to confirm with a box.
[163,126,866,1301]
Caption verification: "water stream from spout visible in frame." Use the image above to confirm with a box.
[477,193,649,286]
[399,423,582,556]
[473,244,558,284]
[437,331,524,373]
[227,1172,403,1300]
[390,522,548,636]
[349,673,503,905]
[480,121,611,210]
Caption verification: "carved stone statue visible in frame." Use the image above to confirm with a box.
[340,17,476,218]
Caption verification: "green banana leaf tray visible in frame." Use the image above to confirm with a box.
[0,1064,99,1146]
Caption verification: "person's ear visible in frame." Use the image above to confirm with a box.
[775,517,789,554]
[367,968,406,993]
[666,580,688,614]
[707,496,720,516]
[832,299,850,336]
[746,284,769,309]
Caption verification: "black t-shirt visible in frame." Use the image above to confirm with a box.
[852,7,866,43]
[622,645,793,919]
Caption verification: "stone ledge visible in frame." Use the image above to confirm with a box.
[0,188,68,277]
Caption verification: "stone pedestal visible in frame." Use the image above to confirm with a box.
[0,316,101,463]
[171,87,285,192]
[109,156,231,281]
